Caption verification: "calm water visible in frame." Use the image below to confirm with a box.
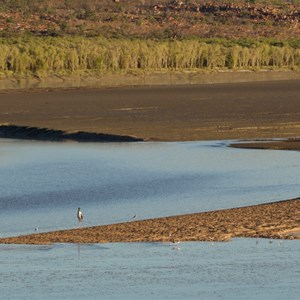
[0,139,299,299]
[0,139,299,237]
[0,239,299,300]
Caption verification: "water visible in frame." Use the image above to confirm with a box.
[0,139,299,237]
[0,240,299,300]
[0,139,299,299]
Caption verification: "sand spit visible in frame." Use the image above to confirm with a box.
[0,198,299,245]
[0,124,143,142]
[231,139,300,151]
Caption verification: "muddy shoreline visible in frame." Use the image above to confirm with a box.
[231,139,300,151]
[2,70,300,90]
[1,79,300,143]
[0,198,299,244]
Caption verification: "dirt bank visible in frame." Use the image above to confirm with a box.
[231,139,300,151]
[1,70,300,90]
[1,79,300,142]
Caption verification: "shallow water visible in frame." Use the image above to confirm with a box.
[0,139,299,237]
[0,139,299,299]
[0,239,299,300]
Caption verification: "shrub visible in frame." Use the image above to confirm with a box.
[0,36,299,77]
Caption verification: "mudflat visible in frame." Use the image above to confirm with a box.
[0,79,300,142]
[0,198,299,244]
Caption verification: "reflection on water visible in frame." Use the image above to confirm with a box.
[0,239,299,300]
[0,139,299,299]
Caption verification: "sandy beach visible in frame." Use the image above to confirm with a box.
[0,198,298,244]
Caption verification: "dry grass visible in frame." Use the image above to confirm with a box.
[0,37,300,78]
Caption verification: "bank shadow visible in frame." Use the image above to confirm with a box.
[0,124,143,142]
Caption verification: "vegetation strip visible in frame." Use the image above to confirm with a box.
[1,36,300,79]
[1,1,300,81]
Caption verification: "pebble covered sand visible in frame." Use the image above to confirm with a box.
[0,198,299,245]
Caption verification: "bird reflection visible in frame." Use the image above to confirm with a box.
[77,243,81,259]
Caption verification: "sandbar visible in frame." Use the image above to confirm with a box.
[0,198,299,244]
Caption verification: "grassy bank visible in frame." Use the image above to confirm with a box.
[1,36,300,79]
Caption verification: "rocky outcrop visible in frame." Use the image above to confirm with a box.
[0,1,299,38]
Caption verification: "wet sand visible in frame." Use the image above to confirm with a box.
[231,139,300,151]
[0,80,300,143]
[0,198,299,244]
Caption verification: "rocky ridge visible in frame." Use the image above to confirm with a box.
[0,0,299,39]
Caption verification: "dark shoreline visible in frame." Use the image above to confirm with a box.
[1,125,299,151]
[0,125,143,143]
[1,124,300,152]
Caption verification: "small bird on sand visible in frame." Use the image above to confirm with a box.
[77,207,83,222]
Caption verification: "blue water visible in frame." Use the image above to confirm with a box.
[0,139,299,299]
[0,240,299,300]
[0,139,299,237]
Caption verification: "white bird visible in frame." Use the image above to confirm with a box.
[77,207,83,223]
[171,241,180,250]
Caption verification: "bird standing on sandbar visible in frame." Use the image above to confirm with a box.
[77,207,83,223]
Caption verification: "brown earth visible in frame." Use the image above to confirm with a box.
[1,0,300,39]
[231,139,300,151]
[1,78,300,143]
[0,198,299,244]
